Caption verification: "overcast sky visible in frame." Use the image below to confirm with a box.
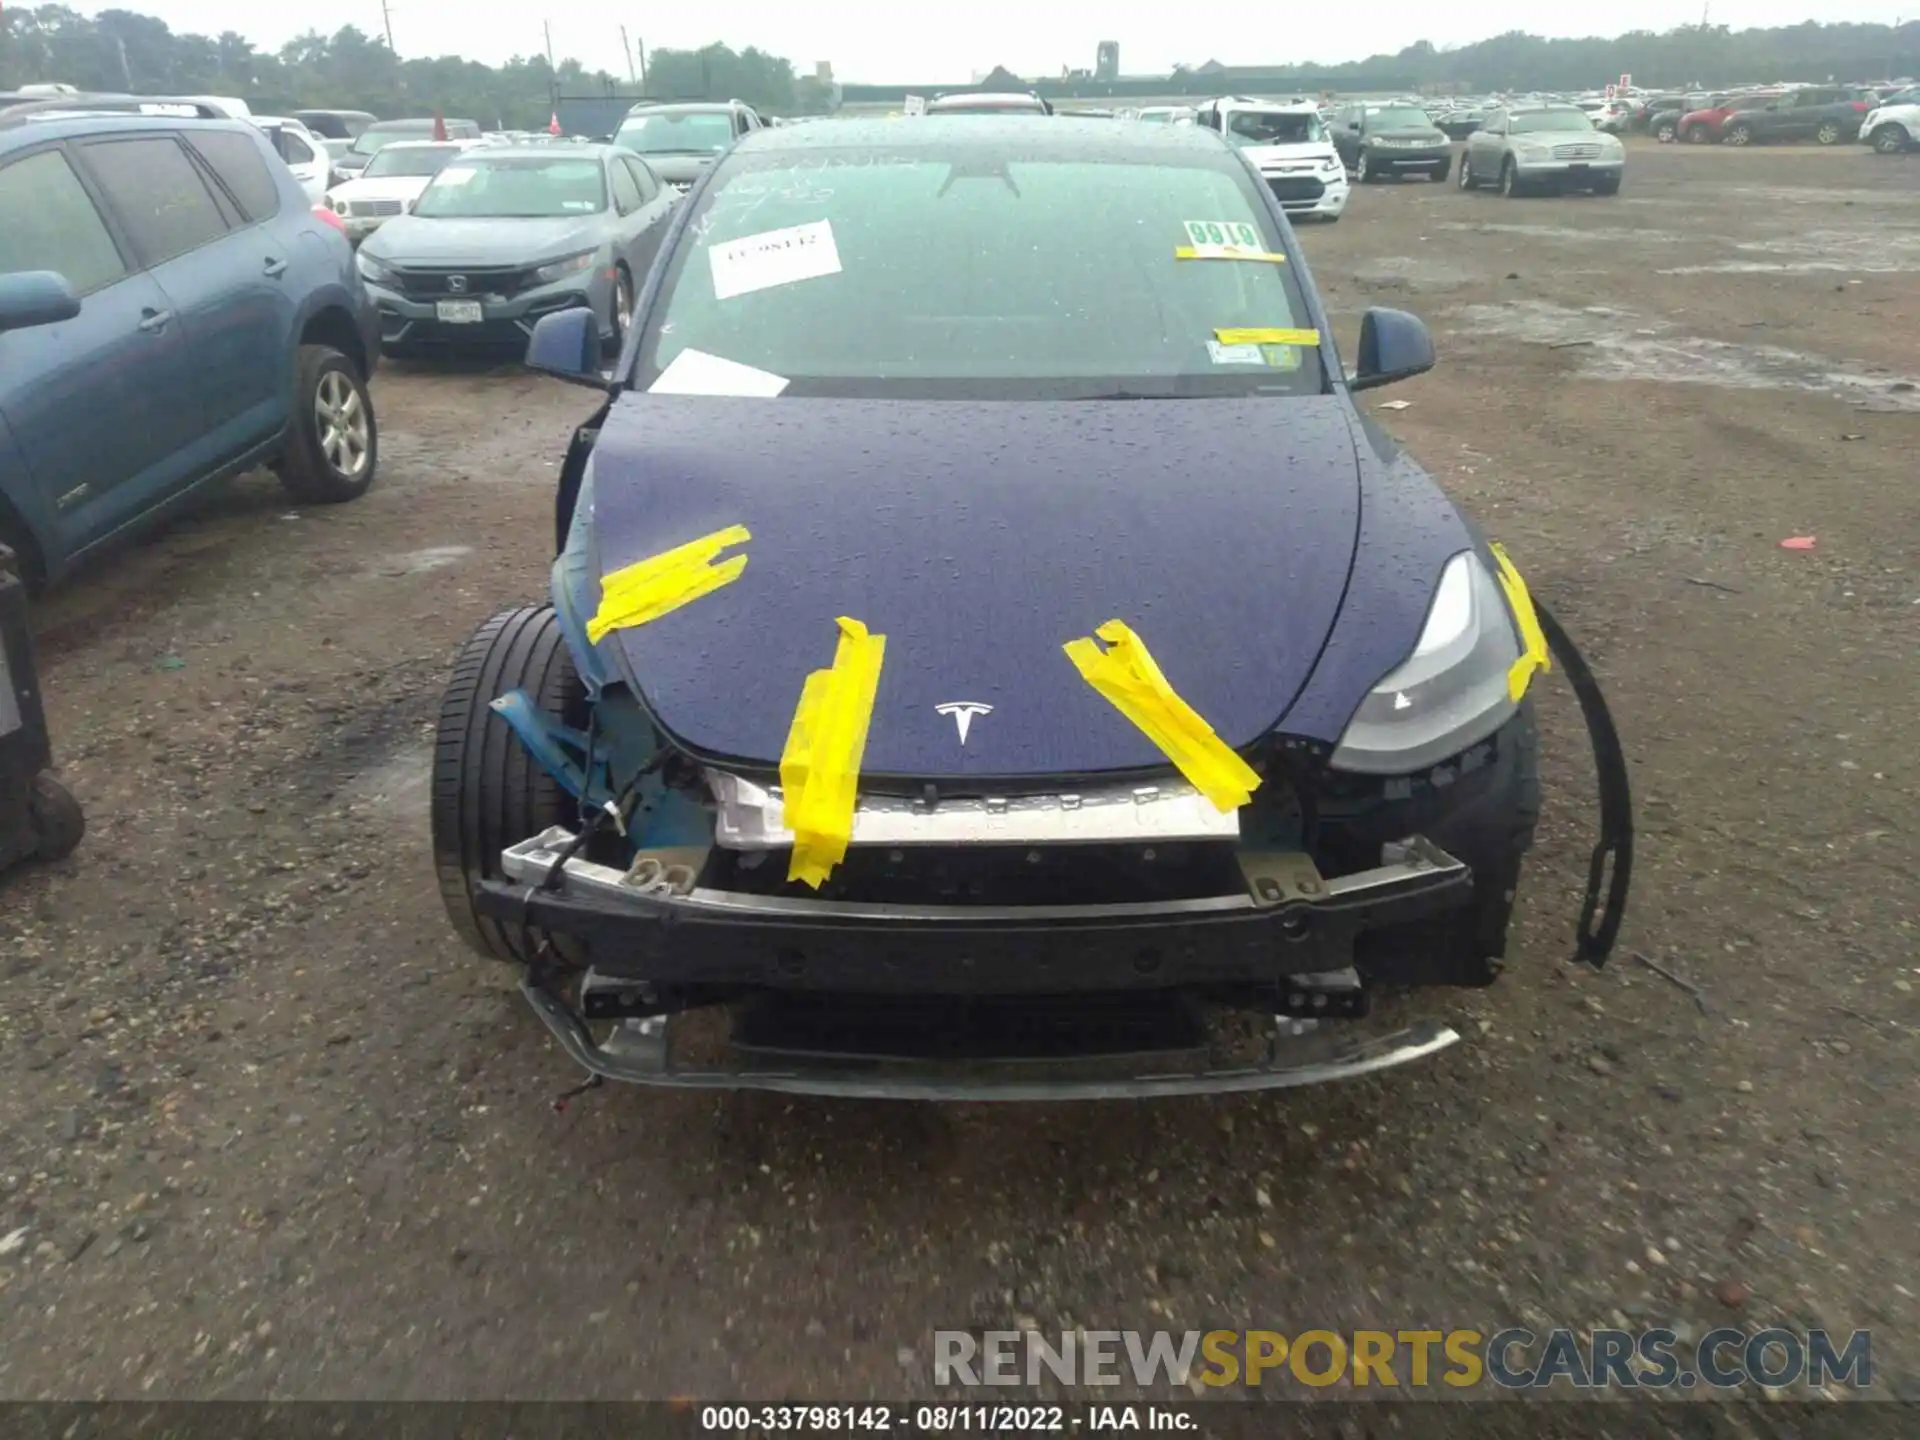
[140,0,1908,82]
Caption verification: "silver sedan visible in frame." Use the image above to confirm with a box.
[1459,104,1626,196]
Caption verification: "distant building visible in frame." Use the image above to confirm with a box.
[1096,41,1119,81]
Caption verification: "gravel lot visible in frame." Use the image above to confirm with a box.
[1,140,1915,1403]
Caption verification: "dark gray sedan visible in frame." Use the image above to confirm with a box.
[355,145,676,356]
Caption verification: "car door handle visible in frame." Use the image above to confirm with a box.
[137,308,172,334]
[263,257,288,278]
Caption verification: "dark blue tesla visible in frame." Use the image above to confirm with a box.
[430,118,1630,1100]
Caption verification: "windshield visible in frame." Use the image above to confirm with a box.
[1510,110,1597,134]
[412,156,606,217]
[1366,106,1435,129]
[615,112,735,155]
[1225,111,1324,145]
[632,143,1324,400]
[349,127,426,157]
[929,98,1045,114]
[362,144,464,179]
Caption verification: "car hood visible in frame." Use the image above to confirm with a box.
[587,395,1365,781]
[361,215,604,265]
[329,175,433,203]
[1238,141,1339,168]
[632,152,718,183]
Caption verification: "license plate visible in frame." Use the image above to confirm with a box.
[1569,162,1590,172]
[435,300,484,324]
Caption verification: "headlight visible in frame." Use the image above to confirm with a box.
[1329,550,1523,775]
[356,251,396,286]
[1321,154,1344,172]
[533,250,599,285]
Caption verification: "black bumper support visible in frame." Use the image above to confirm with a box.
[473,829,1475,995]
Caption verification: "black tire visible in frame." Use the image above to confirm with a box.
[29,772,84,861]
[1683,124,1708,144]
[1724,122,1754,147]
[1872,124,1912,155]
[1429,157,1450,183]
[1355,151,1374,183]
[1458,152,1478,189]
[1499,157,1523,198]
[1592,174,1622,196]
[431,606,588,966]
[279,344,378,505]
[1814,121,1842,146]
[1654,119,1677,143]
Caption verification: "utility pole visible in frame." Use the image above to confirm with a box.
[543,19,557,117]
[619,26,636,85]
[636,37,648,90]
[379,0,396,53]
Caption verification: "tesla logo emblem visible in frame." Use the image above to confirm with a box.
[446,275,468,292]
[934,702,993,745]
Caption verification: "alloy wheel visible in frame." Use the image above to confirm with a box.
[315,370,370,480]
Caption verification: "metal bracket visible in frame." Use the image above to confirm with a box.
[622,846,709,896]
[487,688,613,806]
[1237,850,1328,908]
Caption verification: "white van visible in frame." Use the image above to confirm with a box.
[1192,96,1350,223]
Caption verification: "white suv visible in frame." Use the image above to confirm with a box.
[1193,96,1350,223]
[1862,99,1919,153]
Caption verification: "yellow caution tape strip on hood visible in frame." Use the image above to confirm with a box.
[1176,245,1290,263]
[1063,620,1262,813]
[1215,326,1320,347]
[586,524,750,644]
[1490,542,1552,701]
[780,616,887,888]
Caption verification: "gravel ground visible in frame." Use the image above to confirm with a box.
[0,140,1915,1404]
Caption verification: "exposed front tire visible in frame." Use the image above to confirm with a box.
[1683,124,1709,143]
[606,263,634,355]
[1814,121,1842,146]
[1724,122,1754,146]
[29,772,83,861]
[431,606,588,966]
[1458,153,1478,189]
[1499,157,1524,198]
[1654,119,1677,143]
[1429,157,1451,182]
[1872,123,1913,155]
[1591,174,1622,196]
[1356,151,1375,183]
[278,344,377,505]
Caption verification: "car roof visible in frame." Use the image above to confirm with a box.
[371,138,475,150]
[0,110,260,148]
[456,142,620,160]
[623,101,744,115]
[733,116,1227,156]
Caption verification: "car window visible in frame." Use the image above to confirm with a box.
[635,145,1323,400]
[361,143,463,179]
[78,135,231,268]
[186,129,282,221]
[412,156,607,217]
[614,111,736,157]
[278,130,315,164]
[609,157,643,212]
[624,156,659,202]
[0,148,129,295]
[1226,110,1324,145]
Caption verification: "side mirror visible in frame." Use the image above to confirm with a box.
[1351,307,1435,392]
[525,308,607,389]
[0,271,81,334]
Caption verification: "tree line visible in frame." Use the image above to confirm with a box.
[2,7,1915,130]
[0,7,823,129]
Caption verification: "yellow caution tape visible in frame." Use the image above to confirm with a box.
[1489,543,1552,701]
[586,524,749,644]
[1175,245,1289,264]
[780,616,887,888]
[1063,620,1262,813]
[1215,327,1321,347]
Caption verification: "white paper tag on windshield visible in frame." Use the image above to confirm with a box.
[708,220,841,301]
[649,348,790,397]
[1207,340,1266,366]
[434,166,476,186]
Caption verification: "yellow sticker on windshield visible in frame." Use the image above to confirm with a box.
[1215,327,1321,347]
[1178,220,1286,263]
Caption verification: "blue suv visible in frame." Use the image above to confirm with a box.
[0,111,382,587]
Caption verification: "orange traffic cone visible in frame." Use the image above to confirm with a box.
[432,108,448,141]
[548,111,562,135]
